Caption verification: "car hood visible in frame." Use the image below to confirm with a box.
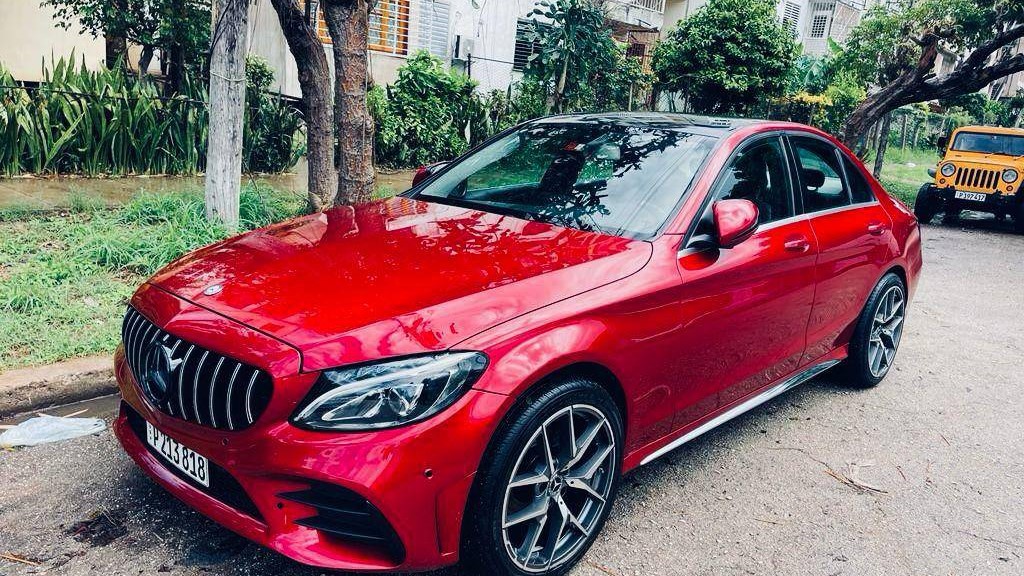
[944,151,1020,168]
[149,197,652,371]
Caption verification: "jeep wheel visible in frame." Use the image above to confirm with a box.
[1015,203,1024,234]
[913,185,940,224]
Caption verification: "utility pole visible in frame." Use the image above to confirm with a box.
[205,0,250,229]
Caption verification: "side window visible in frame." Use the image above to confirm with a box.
[712,138,795,225]
[842,156,877,203]
[791,138,851,212]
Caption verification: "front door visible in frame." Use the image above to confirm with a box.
[673,135,819,428]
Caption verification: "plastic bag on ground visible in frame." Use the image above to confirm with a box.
[0,415,106,448]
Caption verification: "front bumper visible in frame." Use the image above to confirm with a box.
[114,342,508,572]
[932,185,1019,213]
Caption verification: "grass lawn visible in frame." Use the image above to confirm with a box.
[0,186,305,371]
[878,147,942,206]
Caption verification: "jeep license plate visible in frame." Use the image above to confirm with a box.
[954,191,987,202]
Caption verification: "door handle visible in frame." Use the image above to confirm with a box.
[784,237,811,252]
[867,222,888,236]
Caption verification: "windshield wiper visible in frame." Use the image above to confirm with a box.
[417,195,538,222]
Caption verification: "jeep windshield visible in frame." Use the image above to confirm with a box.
[952,132,1024,156]
[411,121,717,240]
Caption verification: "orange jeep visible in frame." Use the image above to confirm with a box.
[917,125,1024,232]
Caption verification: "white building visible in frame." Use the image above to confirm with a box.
[661,1,872,56]
[250,0,668,97]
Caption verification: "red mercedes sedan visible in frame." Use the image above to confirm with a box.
[113,114,922,576]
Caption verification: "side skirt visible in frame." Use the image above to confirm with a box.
[639,360,841,466]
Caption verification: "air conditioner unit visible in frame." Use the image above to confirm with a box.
[453,35,476,61]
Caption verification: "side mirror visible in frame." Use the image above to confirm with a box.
[936,135,948,151]
[411,161,450,187]
[713,199,759,248]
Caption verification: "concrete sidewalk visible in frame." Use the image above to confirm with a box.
[0,356,116,418]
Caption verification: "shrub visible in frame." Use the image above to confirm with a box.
[654,0,798,114]
[369,51,478,168]
[0,54,303,177]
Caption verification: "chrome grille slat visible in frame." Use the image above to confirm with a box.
[120,306,272,431]
[244,369,259,425]
[177,345,195,421]
[208,357,226,428]
[192,351,210,425]
[225,362,242,430]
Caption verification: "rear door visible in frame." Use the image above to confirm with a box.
[673,135,819,426]
[786,134,895,363]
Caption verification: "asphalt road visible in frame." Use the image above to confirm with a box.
[2,217,1023,576]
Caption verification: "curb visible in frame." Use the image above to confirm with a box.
[0,356,116,418]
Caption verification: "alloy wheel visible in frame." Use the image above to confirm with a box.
[868,284,906,378]
[501,404,616,573]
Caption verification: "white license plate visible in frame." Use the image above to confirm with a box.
[954,191,988,202]
[145,421,210,487]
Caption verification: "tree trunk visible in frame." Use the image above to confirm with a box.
[205,0,250,229]
[166,45,185,95]
[551,57,570,114]
[873,112,893,179]
[323,0,375,206]
[840,28,1024,148]
[138,45,156,77]
[899,112,909,152]
[269,0,338,210]
[105,35,127,69]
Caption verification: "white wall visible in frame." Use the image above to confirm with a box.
[448,0,535,93]
[0,0,106,81]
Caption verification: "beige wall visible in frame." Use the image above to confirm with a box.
[0,0,106,81]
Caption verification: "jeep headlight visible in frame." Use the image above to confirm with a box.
[292,352,488,431]
[1002,168,1019,183]
[940,163,956,177]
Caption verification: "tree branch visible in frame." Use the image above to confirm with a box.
[960,24,1024,71]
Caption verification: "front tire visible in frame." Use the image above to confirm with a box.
[1014,203,1024,234]
[462,377,623,576]
[843,273,907,388]
[914,185,941,224]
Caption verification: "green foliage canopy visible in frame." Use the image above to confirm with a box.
[837,0,1024,87]
[43,0,210,76]
[653,0,798,114]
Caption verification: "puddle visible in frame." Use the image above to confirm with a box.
[0,394,121,427]
[0,160,417,210]
[66,509,128,547]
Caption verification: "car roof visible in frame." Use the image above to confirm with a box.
[530,112,774,136]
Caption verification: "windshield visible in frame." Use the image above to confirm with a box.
[411,121,716,239]
[952,132,1024,156]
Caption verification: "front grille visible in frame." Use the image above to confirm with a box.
[121,306,273,431]
[279,481,405,563]
[954,167,1000,191]
[124,402,264,521]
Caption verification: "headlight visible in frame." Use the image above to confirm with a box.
[940,163,956,177]
[1003,168,1019,183]
[292,352,488,431]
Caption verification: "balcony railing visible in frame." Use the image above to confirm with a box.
[626,0,666,12]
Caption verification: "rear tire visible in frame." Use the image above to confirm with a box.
[913,185,940,224]
[462,377,623,576]
[843,273,907,388]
